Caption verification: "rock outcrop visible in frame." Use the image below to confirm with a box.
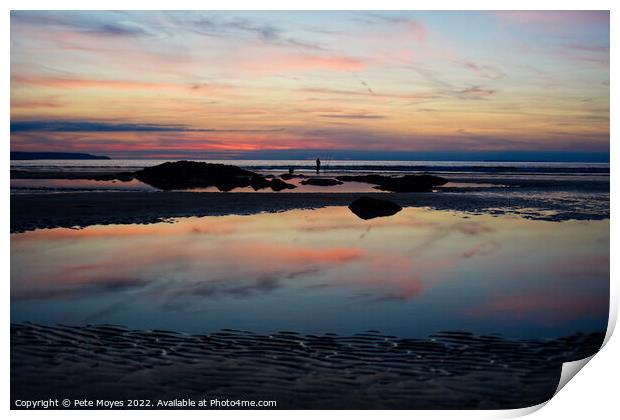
[348,196,403,220]
[337,174,447,192]
[134,161,295,192]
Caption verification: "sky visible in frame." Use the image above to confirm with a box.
[10,11,610,160]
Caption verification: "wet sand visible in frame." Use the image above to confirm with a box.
[10,172,610,410]
[11,323,604,409]
[10,184,609,233]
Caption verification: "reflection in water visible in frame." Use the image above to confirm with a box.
[11,207,608,338]
[10,178,157,193]
[10,177,379,194]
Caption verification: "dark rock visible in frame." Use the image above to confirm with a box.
[336,174,388,184]
[116,172,136,182]
[280,173,306,180]
[269,178,297,191]
[249,175,272,191]
[134,161,257,191]
[348,196,403,220]
[300,178,344,186]
[373,175,447,192]
[337,174,447,192]
[87,174,116,181]
[89,172,135,182]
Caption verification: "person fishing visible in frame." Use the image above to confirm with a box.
[316,158,321,174]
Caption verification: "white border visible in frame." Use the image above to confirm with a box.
[3,1,617,419]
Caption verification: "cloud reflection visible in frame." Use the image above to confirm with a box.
[11,207,609,335]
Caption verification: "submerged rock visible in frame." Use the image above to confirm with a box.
[280,173,306,180]
[247,175,297,191]
[373,175,447,192]
[249,175,272,191]
[300,178,344,186]
[269,178,297,191]
[348,196,403,220]
[89,172,135,182]
[336,174,388,184]
[337,174,447,192]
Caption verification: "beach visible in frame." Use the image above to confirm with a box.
[10,168,610,233]
[10,160,610,409]
[11,323,604,409]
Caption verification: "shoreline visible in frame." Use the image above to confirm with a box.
[11,188,610,233]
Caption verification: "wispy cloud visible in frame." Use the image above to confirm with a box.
[300,87,434,101]
[564,43,609,53]
[452,86,496,100]
[11,98,62,109]
[494,10,609,26]
[354,11,427,42]
[359,80,374,94]
[462,61,506,80]
[173,13,327,51]
[12,75,234,93]
[11,11,161,38]
[319,113,385,120]
[10,120,283,133]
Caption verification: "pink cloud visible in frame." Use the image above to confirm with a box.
[404,20,427,43]
[494,11,609,35]
[245,53,365,73]
[495,10,609,25]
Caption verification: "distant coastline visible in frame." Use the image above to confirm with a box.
[11,152,110,160]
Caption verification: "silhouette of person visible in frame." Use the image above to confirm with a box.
[316,158,321,174]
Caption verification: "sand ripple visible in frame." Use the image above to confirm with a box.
[11,323,603,409]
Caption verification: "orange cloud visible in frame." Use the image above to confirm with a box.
[12,75,175,90]
[291,54,365,71]
[245,53,366,73]
[12,75,234,94]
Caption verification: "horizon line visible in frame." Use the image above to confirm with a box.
[10,149,610,163]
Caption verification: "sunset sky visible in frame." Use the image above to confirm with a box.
[10,11,610,160]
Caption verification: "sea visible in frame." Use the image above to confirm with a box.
[10,158,611,175]
[10,158,610,195]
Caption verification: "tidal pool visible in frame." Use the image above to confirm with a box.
[10,207,609,338]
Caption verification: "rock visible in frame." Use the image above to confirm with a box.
[348,197,403,220]
[373,175,447,192]
[280,173,306,180]
[300,178,344,186]
[336,174,447,192]
[269,178,297,191]
[336,174,388,184]
[134,161,257,191]
[249,175,272,191]
[116,172,136,182]
[89,172,135,182]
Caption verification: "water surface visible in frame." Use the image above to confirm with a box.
[11,207,608,338]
